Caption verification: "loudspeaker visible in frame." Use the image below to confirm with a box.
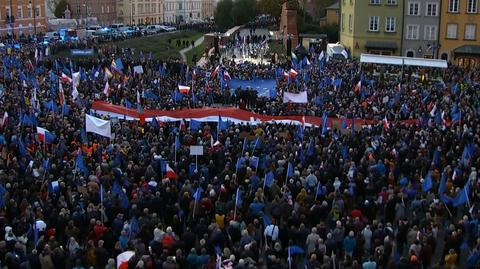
[286,38,292,57]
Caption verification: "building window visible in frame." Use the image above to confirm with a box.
[467,0,478,13]
[448,0,459,13]
[368,16,379,31]
[424,25,437,40]
[26,7,31,18]
[348,14,353,32]
[385,17,395,32]
[179,3,182,10]
[36,6,40,17]
[386,0,397,4]
[446,23,458,39]
[465,24,476,40]
[370,0,380,4]
[406,24,419,39]
[17,6,22,18]
[408,2,420,15]
[426,3,438,16]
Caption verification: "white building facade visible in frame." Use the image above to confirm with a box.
[163,0,202,23]
[117,0,164,25]
[118,0,204,25]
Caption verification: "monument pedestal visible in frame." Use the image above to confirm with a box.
[279,2,298,49]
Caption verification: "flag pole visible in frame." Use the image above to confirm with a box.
[100,183,104,224]
[465,187,471,210]
[332,250,336,269]
[233,202,237,221]
[314,181,320,202]
[193,199,197,220]
[442,200,453,217]
[233,189,238,221]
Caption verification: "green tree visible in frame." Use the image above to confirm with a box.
[257,0,283,18]
[54,0,68,18]
[214,0,234,30]
[286,0,299,10]
[232,0,256,25]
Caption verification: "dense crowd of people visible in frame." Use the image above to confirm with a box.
[0,34,479,269]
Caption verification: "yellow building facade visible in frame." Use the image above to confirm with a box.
[340,0,405,58]
[438,0,480,68]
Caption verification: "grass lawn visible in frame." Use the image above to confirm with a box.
[170,32,204,50]
[185,43,206,65]
[113,30,201,60]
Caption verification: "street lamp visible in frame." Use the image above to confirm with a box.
[9,0,14,38]
[84,0,88,28]
[28,0,37,36]
[418,46,423,57]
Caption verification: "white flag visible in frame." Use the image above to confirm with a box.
[85,114,112,138]
[72,72,80,87]
[319,51,325,61]
[103,81,109,96]
[133,65,144,74]
[283,91,308,103]
[72,85,79,100]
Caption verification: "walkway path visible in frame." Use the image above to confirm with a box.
[179,36,205,62]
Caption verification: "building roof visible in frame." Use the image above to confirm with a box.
[326,2,340,10]
[360,54,448,68]
[453,45,480,55]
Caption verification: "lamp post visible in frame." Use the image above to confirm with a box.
[84,0,88,28]
[9,0,14,38]
[28,0,37,36]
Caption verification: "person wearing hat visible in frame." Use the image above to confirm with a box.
[162,256,176,269]
[444,249,458,269]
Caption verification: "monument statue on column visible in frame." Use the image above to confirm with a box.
[279,0,298,56]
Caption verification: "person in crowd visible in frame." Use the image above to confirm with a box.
[0,35,478,269]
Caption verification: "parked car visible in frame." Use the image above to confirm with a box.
[94,28,112,36]
[145,25,164,35]
[44,31,60,41]
[163,26,177,32]
[137,26,148,35]
[119,26,136,38]
[109,23,124,30]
